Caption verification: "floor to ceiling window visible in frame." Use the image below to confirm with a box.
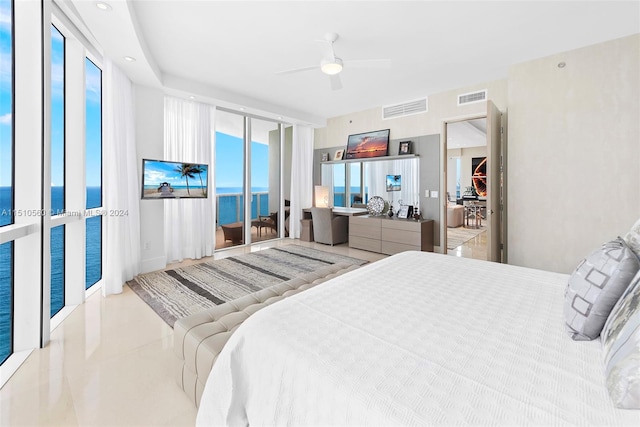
[0,0,13,365]
[215,110,284,249]
[251,118,281,240]
[50,24,65,317]
[85,58,102,289]
[215,110,246,248]
[1,2,104,379]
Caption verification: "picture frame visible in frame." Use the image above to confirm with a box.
[398,140,412,155]
[345,129,390,159]
[397,205,409,219]
[321,152,329,162]
[334,149,345,161]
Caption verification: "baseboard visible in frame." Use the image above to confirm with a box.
[140,256,167,274]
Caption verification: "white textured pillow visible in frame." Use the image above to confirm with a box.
[601,270,640,408]
[564,238,640,341]
[624,218,640,257]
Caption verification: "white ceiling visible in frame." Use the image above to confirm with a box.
[448,119,487,150]
[69,1,639,126]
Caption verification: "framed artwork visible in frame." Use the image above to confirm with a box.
[397,205,409,219]
[471,157,487,197]
[321,152,329,162]
[334,149,345,161]
[345,129,390,159]
[398,140,412,155]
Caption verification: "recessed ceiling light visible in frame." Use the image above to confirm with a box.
[277,116,283,120]
[95,2,112,11]
[239,107,245,111]
[557,62,566,68]
[124,56,136,62]
[189,96,195,100]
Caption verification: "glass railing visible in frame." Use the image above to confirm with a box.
[217,192,270,226]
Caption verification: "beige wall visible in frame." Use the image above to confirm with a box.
[508,34,640,273]
[316,34,639,273]
[314,79,508,149]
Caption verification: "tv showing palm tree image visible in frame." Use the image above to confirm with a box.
[141,159,209,199]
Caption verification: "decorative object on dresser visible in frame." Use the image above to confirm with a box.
[398,140,412,155]
[333,149,345,161]
[366,195,385,216]
[321,152,329,162]
[349,215,434,255]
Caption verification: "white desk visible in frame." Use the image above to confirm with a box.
[302,207,368,218]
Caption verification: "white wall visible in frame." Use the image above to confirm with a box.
[134,85,166,273]
[508,34,639,273]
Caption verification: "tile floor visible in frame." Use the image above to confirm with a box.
[0,238,386,426]
[447,228,488,260]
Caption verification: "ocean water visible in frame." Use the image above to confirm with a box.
[217,187,269,225]
[0,186,102,364]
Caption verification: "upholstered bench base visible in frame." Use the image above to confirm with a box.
[173,262,360,407]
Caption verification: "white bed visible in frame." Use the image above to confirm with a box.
[196,251,640,425]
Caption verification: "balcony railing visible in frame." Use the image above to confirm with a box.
[217,192,270,226]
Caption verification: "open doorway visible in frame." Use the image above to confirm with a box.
[442,101,503,262]
[445,118,489,260]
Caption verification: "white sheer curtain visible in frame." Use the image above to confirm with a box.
[289,125,314,238]
[164,96,216,262]
[103,59,141,296]
[365,158,420,210]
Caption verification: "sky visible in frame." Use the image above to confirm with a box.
[215,132,268,189]
[0,0,11,188]
[0,1,268,194]
[0,13,103,190]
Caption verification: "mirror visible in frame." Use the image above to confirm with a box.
[321,157,420,212]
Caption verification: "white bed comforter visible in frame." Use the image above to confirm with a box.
[196,251,640,426]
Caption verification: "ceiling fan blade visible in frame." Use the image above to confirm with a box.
[276,65,319,75]
[343,59,391,69]
[330,74,342,91]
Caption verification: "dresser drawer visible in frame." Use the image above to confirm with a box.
[349,236,381,253]
[381,219,420,232]
[350,222,381,240]
[381,241,419,255]
[381,227,421,246]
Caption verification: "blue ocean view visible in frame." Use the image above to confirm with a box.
[0,186,102,363]
[216,187,269,225]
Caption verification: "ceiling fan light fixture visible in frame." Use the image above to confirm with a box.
[321,58,343,75]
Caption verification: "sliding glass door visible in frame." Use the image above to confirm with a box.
[215,110,246,248]
[251,118,281,241]
[214,110,284,249]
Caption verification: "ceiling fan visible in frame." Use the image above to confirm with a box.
[276,33,391,90]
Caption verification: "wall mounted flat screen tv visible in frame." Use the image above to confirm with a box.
[345,129,390,159]
[141,159,209,199]
[386,174,401,191]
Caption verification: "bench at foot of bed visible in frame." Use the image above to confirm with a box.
[173,262,360,407]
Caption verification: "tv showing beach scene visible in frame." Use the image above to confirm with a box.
[141,159,209,199]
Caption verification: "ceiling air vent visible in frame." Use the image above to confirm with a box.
[382,98,428,120]
[457,89,487,106]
